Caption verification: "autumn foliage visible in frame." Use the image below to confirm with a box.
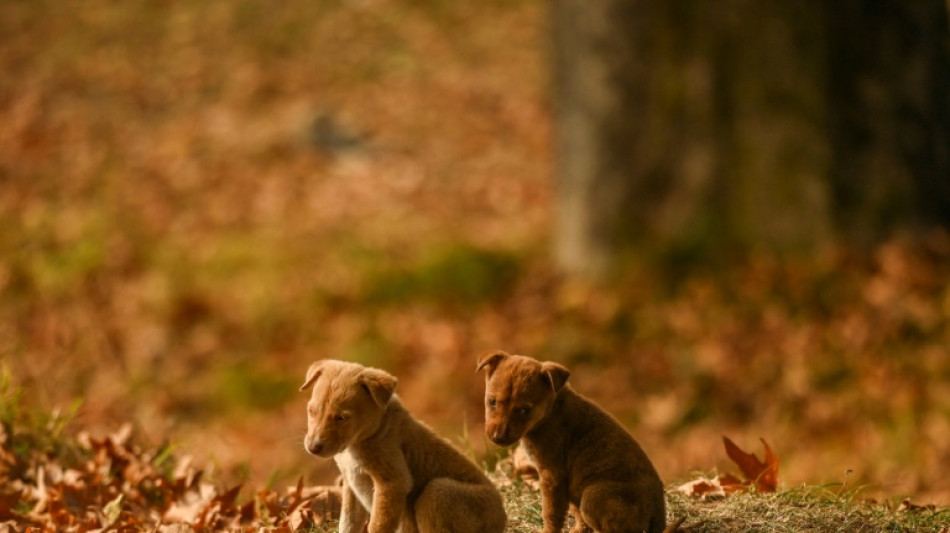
[0,421,339,532]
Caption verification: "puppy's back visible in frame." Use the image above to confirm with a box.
[385,400,493,487]
[562,389,660,484]
[379,399,507,532]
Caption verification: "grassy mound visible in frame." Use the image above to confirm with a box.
[498,477,948,533]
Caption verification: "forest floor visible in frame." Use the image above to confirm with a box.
[1,404,947,532]
[2,0,950,523]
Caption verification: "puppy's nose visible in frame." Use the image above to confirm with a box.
[490,428,508,445]
[305,438,324,455]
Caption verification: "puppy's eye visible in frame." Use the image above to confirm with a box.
[334,414,348,422]
[487,398,497,408]
[516,406,531,417]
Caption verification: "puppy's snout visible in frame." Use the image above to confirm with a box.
[490,428,505,443]
[304,435,326,456]
[489,426,515,447]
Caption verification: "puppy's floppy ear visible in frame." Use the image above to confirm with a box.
[475,350,510,376]
[300,361,326,391]
[541,362,570,392]
[359,368,397,406]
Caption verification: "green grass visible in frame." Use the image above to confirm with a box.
[0,366,88,473]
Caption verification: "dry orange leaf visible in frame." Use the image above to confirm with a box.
[722,436,779,493]
[718,472,746,494]
[675,477,726,499]
[677,436,780,499]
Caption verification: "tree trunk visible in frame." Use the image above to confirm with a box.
[551,0,950,277]
[826,1,950,243]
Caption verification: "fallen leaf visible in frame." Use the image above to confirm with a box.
[678,436,781,499]
[101,493,124,527]
[287,500,313,531]
[163,492,210,524]
[0,489,21,520]
[722,436,779,492]
[306,486,342,524]
[718,472,746,494]
[674,477,726,500]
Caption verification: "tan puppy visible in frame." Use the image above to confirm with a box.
[301,359,507,533]
[477,351,667,533]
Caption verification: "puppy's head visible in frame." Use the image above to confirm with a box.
[300,359,397,457]
[476,350,569,447]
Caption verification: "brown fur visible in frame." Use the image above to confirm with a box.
[477,351,667,533]
[301,359,506,533]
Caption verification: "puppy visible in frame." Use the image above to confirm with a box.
[477,351,667,533]
[301,359,507,533]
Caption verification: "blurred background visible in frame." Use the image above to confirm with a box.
[2,0,949,503]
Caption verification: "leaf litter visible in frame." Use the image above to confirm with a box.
[0,420,340,532]
[1,414,947,532]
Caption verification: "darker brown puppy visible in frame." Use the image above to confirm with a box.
[477,351,667,533]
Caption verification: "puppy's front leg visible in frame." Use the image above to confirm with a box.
[539,470,569,533]
[367,468,412,533]
[367,485,410,533]
[568,503,590,533]
[339,482,370,533]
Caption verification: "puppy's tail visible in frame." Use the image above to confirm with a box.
[661,516,687,533]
